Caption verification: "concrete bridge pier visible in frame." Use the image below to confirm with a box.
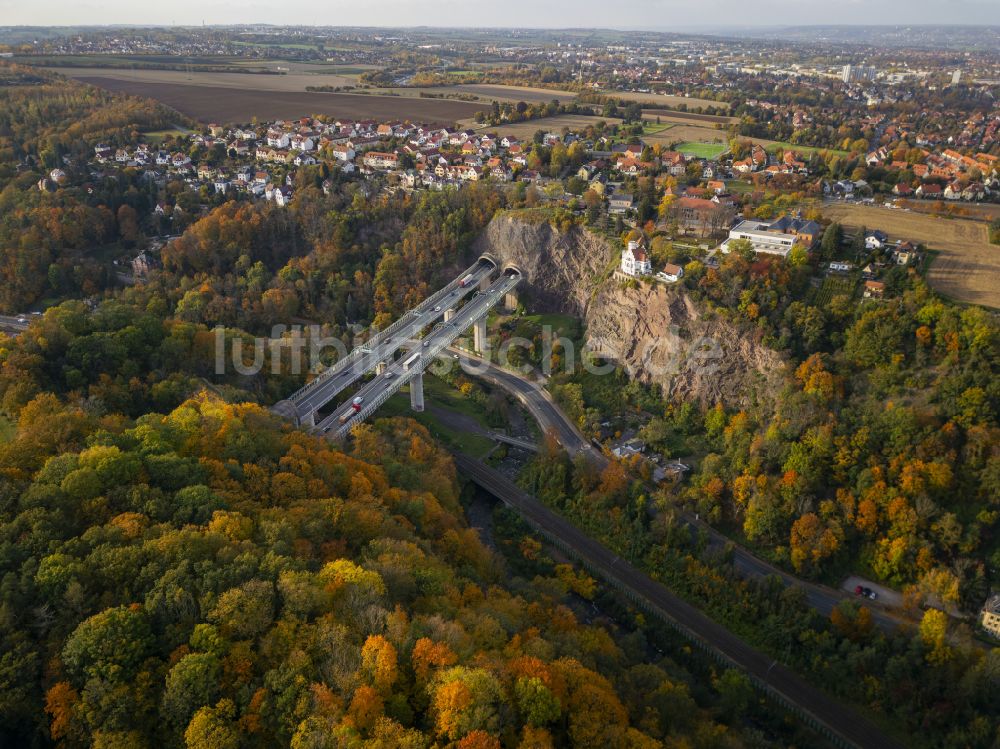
[376,361,386,375]
[504,291,519,311]
[410,372,425,412]
[444,308,455,322]
[479,274,491,291]
[473,318,487,355]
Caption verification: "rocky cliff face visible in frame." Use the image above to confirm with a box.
[472,213,615,316]
[584,282,786,406]
[474,212,787,407]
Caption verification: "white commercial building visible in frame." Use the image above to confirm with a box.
[721,220,797,258]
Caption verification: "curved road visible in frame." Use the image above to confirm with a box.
[450,348,913,634]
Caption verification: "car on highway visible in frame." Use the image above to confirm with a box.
[422,340,430,347]
[16,317,27,324]
[385,372,394,379]
[434,306,441,311]
[855,586,878,600]
[352,396,364,406]
[322,426,331,433]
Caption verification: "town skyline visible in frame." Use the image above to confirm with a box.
[4,1,1000,28]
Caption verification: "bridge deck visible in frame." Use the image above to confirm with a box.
[321,271,521,438]
[286,259,496,419]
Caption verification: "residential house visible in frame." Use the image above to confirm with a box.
[662,151,687,177]
[266,130,290,148]
[892,241,918,265]
[331,144,356,162]
[131,250,160,279]
[865,230,889,250]
[672,196,731,236]
[589,174,608,195]
[608,193,636,215]
[621,238,652,276]
[656,263,684,283]
[362,152,399,170]
[863,280,885,299]
[981,595,1000,639]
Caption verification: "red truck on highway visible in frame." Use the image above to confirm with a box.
[337,397,364,424]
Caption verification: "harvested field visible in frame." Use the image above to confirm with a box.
[52,68,575,110]
[50,66,364,92]
[642,123,730,146]
[641,108,737,125]
[450,83,578,103]
[822,202,1000,309]
[598,90,723,110]
[465,114,623,138]
[71,76,483,124]
[899,199,1000,222]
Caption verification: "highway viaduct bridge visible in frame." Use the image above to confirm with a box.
[272,254,521,439]
[269,255,906,749]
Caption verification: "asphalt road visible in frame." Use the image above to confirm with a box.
[318,271,521,437]
[0,315,30,333]
[451,350,912,635]
[290,261,494,416]
[455,453,907,749]
[450,349,605,463]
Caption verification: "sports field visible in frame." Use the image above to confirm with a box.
[676,142,728,159]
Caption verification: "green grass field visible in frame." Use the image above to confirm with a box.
[518,313,581,338]
[726,180,754,194]
[676,142,727,159]
[642,122,673,135]
[142,129,189,143]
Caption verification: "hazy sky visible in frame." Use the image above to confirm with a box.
[3,0,1000,28]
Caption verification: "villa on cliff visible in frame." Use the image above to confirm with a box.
[621,238,652,276]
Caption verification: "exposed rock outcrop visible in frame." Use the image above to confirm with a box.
[473,213,615,316]
[474,212,787,406]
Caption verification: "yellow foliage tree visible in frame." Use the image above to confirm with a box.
[360,635,398,695]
